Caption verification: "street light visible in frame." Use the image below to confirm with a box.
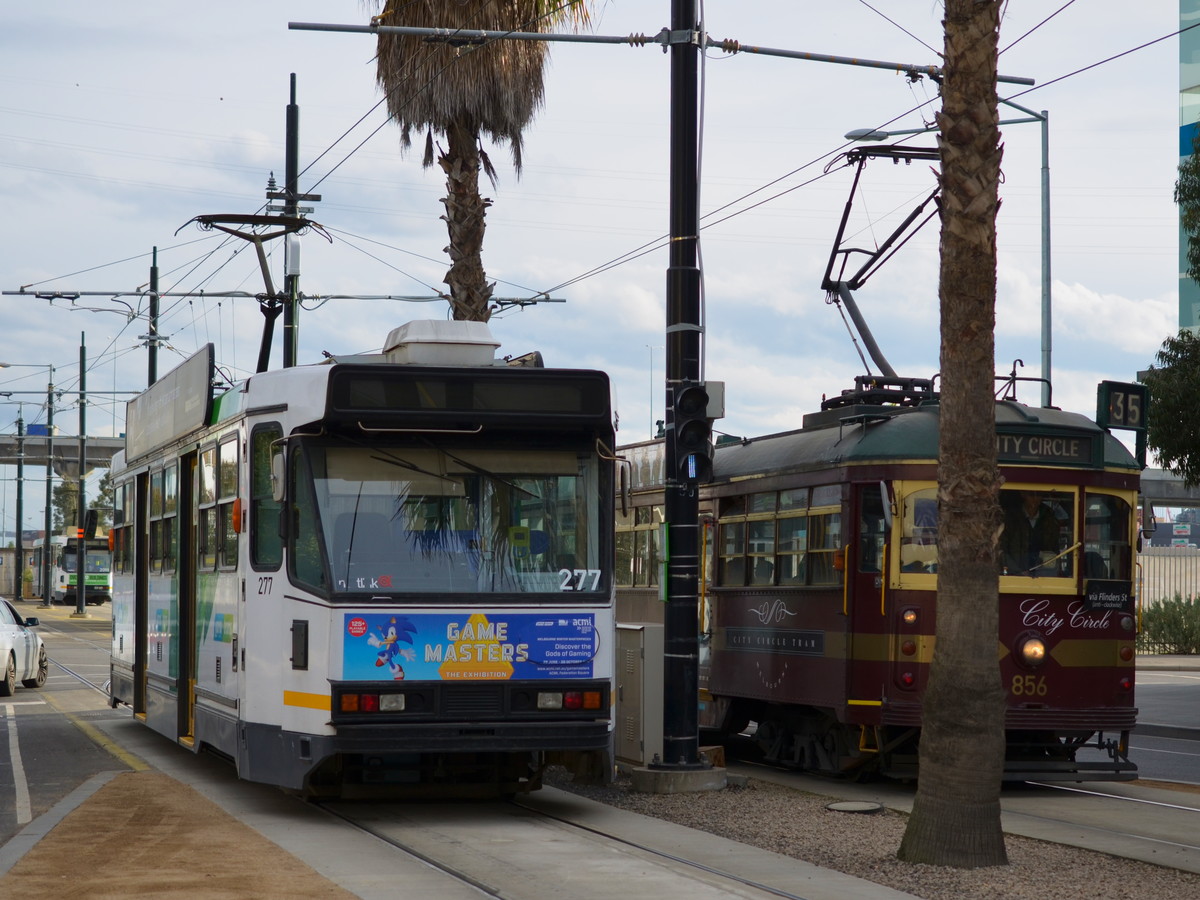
[0,362,54,607]
[846,102,1052,407]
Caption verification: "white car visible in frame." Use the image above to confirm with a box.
[0,599,47,695]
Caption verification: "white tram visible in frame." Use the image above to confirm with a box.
[109,321,616,796]
[30,531,114,606]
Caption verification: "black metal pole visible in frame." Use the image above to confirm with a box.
[14,409,23,600]
[660,0,703,770]
[149,247,159,386]
[75,333,87,616]
[283,74,300,369]
[41,368,53,607]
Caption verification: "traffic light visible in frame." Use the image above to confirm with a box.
[674,382,713,483]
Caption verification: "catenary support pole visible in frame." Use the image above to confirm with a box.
[74,334,87,617]
[660,0,703,771]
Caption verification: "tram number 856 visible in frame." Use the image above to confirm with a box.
[1011,675,1048,696]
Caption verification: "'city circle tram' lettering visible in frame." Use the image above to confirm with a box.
[997,432,1093,465]
[726,627,825,656]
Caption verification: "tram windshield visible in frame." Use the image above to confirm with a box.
[291,442,605,596]
[60,542,113,575]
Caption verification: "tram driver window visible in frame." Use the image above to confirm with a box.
[1000,489,1073,578]
[899,488,939,574]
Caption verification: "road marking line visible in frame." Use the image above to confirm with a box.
[4,707,33,825]
[42,693,150,772]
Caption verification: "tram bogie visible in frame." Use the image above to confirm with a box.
[618,377,1140,782]
[109,321,616,797]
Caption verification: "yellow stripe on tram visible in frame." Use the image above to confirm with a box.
[284,691,332,711]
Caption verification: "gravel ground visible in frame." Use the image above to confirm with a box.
[545,769,1200,900]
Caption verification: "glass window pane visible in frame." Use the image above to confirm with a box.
[778,515,807,585]
[779,488,808,511]
[859,485,885,574]
[220,503,238,567]
[719,521,745,586]
[900,488,939,574]
[615,531,633,587]
[721,496,747,517]
[199,447,217,506]
[1084,494,1131,580]
[1001,489,1073,577]
[164,464,177,515]
[219,437,238,499]
[749,492,776,514]
[150,471,163,518]
[201,508,217,570]
[251,427,283,569]
[811,485,840,508]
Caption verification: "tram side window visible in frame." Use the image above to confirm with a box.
[719,519,746,586]
[218,436,239,568]
[900,488,938,574]
[251,425,283,569]
[149,470,164,574]
[1084,493,1132,580]
[717,486,841,587]
[858,484,885,574]
[163,464,177,572]
[199,446,219,571]
[113,481,130,574]
[807,510,842,585]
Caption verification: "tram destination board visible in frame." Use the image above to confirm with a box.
[1085,579,1133,612]
[328,367,610,423]
[996,430,1095,466]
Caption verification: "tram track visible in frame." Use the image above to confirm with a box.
[316,792,830,900]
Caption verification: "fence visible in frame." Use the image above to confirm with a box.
[1137,547,1200,654]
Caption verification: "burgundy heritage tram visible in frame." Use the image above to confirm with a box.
[617,376,1142,781]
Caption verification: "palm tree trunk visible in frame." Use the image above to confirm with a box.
[439,122,495,321]
[897,0,1008,867]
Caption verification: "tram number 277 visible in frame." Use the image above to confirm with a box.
[558,569,602,591]
[1011,675,1048,697]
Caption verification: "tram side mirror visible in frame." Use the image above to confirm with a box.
[1140,496,1156,540]
[84,509,99,540]
[271,451,286,503]
[880,480,894,531]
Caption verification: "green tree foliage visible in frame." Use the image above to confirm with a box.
[1176,127,1200,283]
[372,1,593,322]
[51,471,115,532]
[1142,330,1200,485]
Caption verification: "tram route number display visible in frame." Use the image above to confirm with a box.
[342,611,597,681]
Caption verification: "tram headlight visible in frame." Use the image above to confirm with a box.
[1018,636,1047,667]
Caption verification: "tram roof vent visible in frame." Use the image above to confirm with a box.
[383,320,501,366]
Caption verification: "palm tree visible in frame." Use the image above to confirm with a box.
[373,1,592,322]
[897,0,1009,867]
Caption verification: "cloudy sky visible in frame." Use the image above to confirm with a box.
[0,2,1182,526]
